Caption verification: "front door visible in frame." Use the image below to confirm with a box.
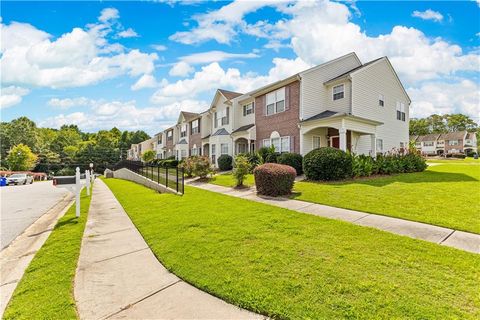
[329,136,340,149]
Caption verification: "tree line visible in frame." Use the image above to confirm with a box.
[409,114,479,142]
[0,117,150,173]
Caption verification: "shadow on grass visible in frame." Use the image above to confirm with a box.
[295,170,478,189]
[54,217,79,230]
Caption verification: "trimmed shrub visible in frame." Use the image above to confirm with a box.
[193,156,212,178]
[303,147,352,181]
[265,152,280,163]
[161,159,179,168]
[254,163,296,196]
[179,156,196,177]
[277,153,303,175]
[233,154,250,187]
[217,154,233,171]
[452,153,466,159]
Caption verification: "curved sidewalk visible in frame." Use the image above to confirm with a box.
[187,181,480,254]
[74,179,264,320]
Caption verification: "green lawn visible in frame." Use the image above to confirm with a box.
[294,162,480,234]
[208,172,255,187]
[103,178,479,319]
[4,189,91,320]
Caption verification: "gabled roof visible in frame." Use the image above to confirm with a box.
[218,89,242,100]
[211,128,230,136]
[177,139,188,145]
[303,110,339,122]
[232,124,255,134]
[440,131,467,141]
[177,111,200,124]
[323,57,384,85]
[417,134,441,142]
[301,110,383,126]
[409,135,418,142]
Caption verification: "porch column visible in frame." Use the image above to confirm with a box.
[247,140,251,153]
[339,127,347,152]
[371,134,377,157]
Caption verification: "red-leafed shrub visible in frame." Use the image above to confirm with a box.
[253,163,296,196]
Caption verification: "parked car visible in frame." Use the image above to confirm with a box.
[6,173,34,185]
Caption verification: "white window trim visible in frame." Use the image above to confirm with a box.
[220,143,228,155]
[378,94,385,107]
[264,136,290,153]
[332,84,345,101]
[312,136,321,149]
[266,87,286,116]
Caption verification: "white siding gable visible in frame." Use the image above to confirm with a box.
[300,54,361,120]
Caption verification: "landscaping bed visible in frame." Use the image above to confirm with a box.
[4,189,91,320]
[103,178,480,319]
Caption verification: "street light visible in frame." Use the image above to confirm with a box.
[89,163,93,175]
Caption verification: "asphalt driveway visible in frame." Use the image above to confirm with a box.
[0,182,68,250]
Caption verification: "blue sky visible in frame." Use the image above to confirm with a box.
[1,0,479,134]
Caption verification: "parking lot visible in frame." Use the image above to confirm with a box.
[0,182,68,250]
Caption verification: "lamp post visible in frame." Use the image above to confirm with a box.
[89,162,93,175]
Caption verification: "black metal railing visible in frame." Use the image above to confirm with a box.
[113,160,184,194]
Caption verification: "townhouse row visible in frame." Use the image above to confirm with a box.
[128,52,412,167]
[410,131,477,156]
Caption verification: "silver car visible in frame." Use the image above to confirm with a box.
[7,173,34,185]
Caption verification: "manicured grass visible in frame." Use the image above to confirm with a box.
[208,172,255,187]
[103,178,480,319]
[4,189,91,320]
[294,162,480,234]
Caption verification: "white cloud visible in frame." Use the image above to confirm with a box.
[1,9,157,90]
[0,86,30,109]
[117,28,139,38]
[412,9,443,22]
[131,74,161,90]
[99,8,119,23]
[169,61,195,77]
[179,50,259,64]
[40,99,207,134]
[47,97,95,109]
[151,44,167,51]
[152,57,310,104]
[408,79,480,119]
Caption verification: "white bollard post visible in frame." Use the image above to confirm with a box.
[85,170,91,196]
[76,167,81,217]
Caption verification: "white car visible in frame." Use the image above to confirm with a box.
[7,173,34,185]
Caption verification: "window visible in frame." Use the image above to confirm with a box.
[423,141,434,147]
[191,119,199,134]
[396,102,406,121]
[448,140,459,146]
[180,124,187,137]
[211,144,216,155]
[191,148,197,156]
[312,136,321,149]
[243,102,254,116]
[211,144,216,164]
[264,136,290,152]
[379,94,384,107]
[221,143,228,155]
[215,108,229,127]
[198,147,202,156]
[376,139,383,152]
[237,143,247,154]
[157,135,162,144]
[266,87,285,115]
[181,149,187,159]
[167,130,173,141]
[333,84,344,100]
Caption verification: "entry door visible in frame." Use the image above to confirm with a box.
[329,136,340,149]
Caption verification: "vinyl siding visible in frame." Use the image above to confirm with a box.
[351,59,409,153]
[300,55,361,120]
[234,97,255,128]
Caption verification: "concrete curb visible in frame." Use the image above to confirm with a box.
[0,193,75,317]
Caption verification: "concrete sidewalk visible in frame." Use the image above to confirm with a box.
[188,181,480,254]
[74,179,263,320]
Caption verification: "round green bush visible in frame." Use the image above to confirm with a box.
[217,154,233,171]
[277,153,303,175]
[303,147,352,181]
[254,163,296,196]
[265,152,280,163]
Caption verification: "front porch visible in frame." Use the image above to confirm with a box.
[300,112,383,155]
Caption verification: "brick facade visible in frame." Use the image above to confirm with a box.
[189,121,202,155]
[254,80,301,153]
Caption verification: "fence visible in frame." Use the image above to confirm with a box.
[113,160,184,194]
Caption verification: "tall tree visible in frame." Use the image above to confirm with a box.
[6,144,38,171]
[444,114,478,132]
[409,118,430,136]
[427,114,447,133]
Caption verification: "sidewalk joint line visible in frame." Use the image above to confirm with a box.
[103,279,182,319]
[27,228,54,237]
[92,227,133,237]
[352,214,370,222]
[92,247,149,264]
[439,230,456,244]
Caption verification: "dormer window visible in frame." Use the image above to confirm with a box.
[333,84,344,100]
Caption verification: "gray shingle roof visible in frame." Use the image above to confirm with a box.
[302,110,339,123]
[218,89,243,100]
[439,131,467,141]
[178,139,188,144]
[232,124,255,133]
[212,128,230,136]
